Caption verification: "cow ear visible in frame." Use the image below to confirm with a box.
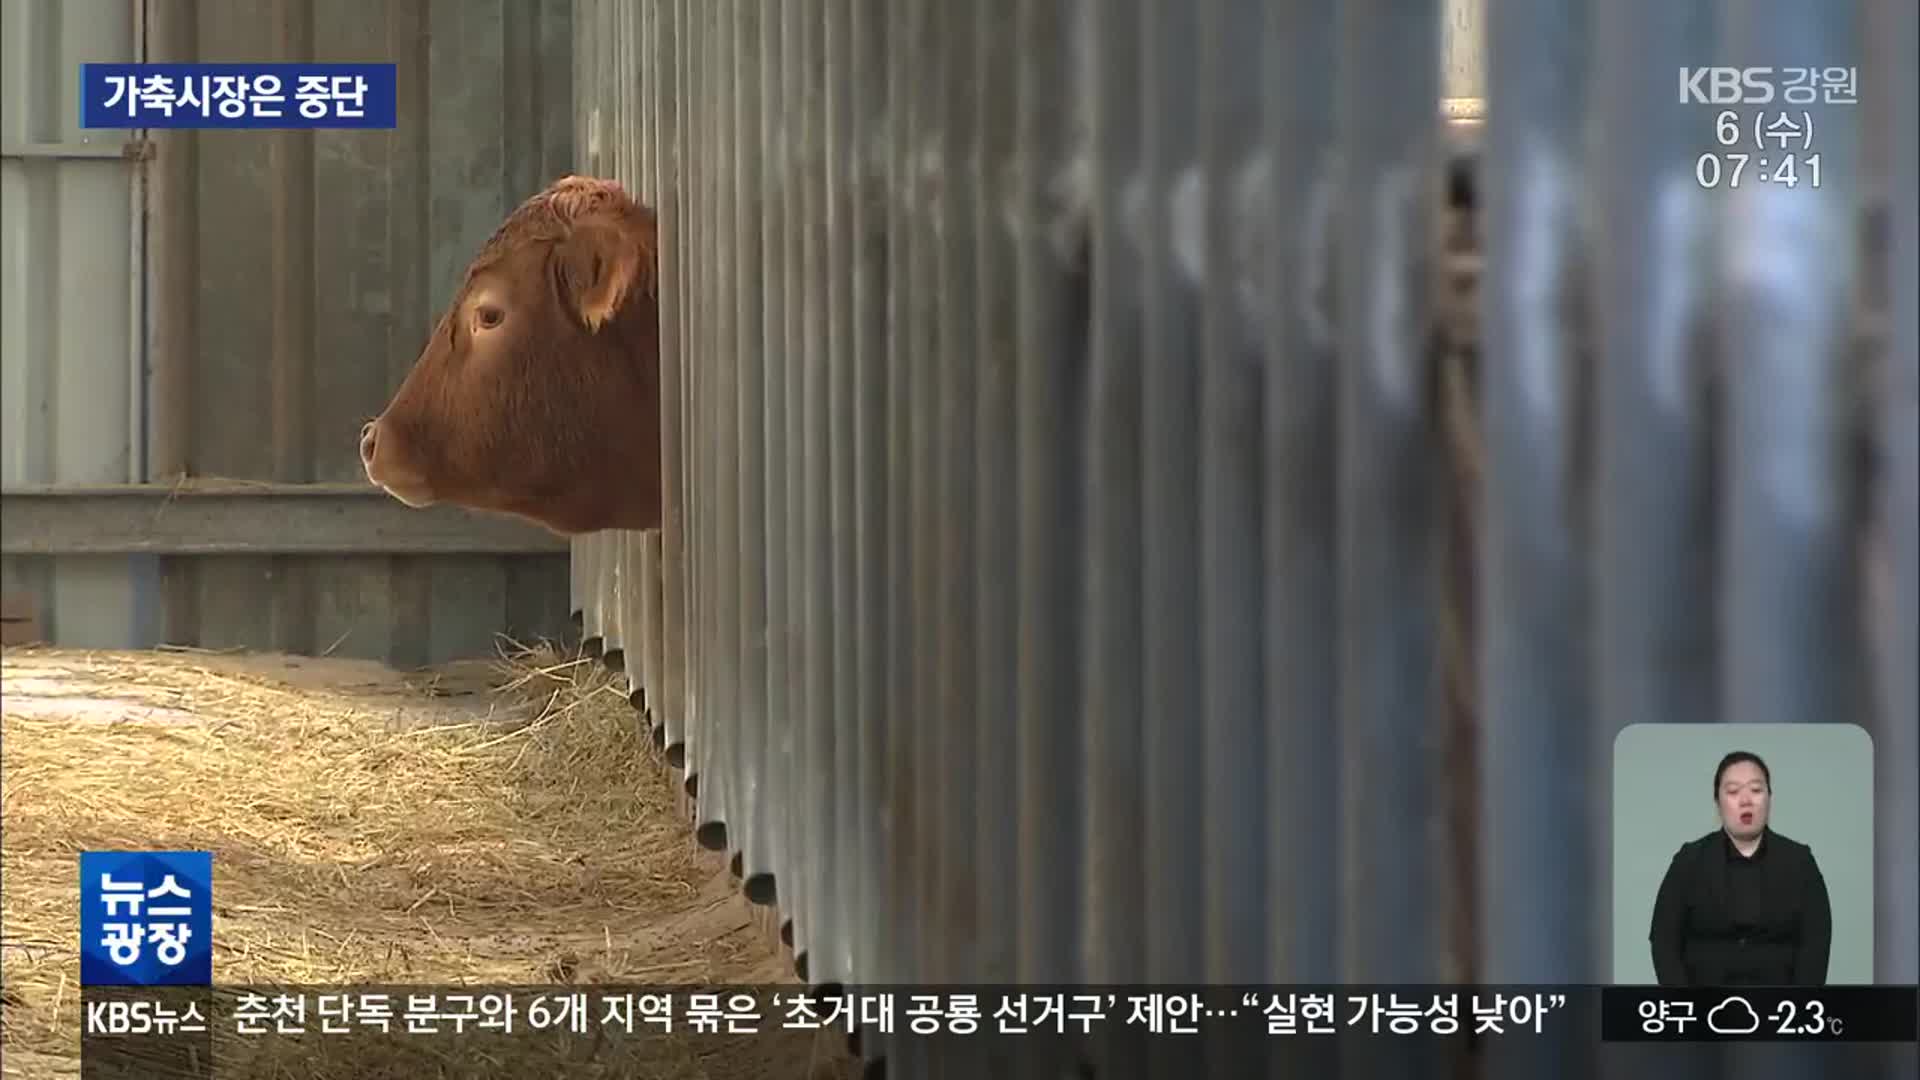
[554,219,646,332]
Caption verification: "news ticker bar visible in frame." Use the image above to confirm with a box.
[80,984,1917,1045]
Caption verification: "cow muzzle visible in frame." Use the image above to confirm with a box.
[360,419,437,508]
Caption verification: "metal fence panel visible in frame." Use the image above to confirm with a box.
[5,0,576,667]
[187,0,574,666]
[574,3,1916,1078]
[2,0,149,648]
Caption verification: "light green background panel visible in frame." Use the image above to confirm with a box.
[1610,723,1876,985]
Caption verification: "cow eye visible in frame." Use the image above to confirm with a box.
[475,305,505,330]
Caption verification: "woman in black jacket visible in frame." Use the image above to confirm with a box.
[1647,751,1833,986]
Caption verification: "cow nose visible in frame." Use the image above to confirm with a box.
[359,421,378,465]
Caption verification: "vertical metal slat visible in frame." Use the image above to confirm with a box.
[798,0,841,986]
[1865,5,1919,1079]
[849,0,893,1010]
[1334,7,1443,1079]
[1480,2,1594,1078]
[1138,0,1206,1004]
[1011,0,1089,995]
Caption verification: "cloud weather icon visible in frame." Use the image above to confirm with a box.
[1707,996,1761,1035]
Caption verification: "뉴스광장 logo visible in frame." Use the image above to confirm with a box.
[79,851,213,987]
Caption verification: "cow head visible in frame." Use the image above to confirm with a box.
[360,175,662,536]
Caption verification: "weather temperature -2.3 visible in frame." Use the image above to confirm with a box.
[1716,994,1841,1037]
[1602,986,1918,1043]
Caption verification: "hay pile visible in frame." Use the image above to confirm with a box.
[0,642,851,1079]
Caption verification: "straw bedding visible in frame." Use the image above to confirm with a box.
[0,641,852,1079]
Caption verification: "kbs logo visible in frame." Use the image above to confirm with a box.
[87,1000,160,1035]
[1679,67,1776,105]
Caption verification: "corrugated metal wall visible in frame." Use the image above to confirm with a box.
[571,0,1917,1077]
[1,0,149,647]
[2,0,581,667]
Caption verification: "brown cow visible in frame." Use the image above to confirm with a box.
[360,175,662,536]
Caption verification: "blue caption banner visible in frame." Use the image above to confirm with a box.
[79,63,397,129]
[79,850,214,987]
